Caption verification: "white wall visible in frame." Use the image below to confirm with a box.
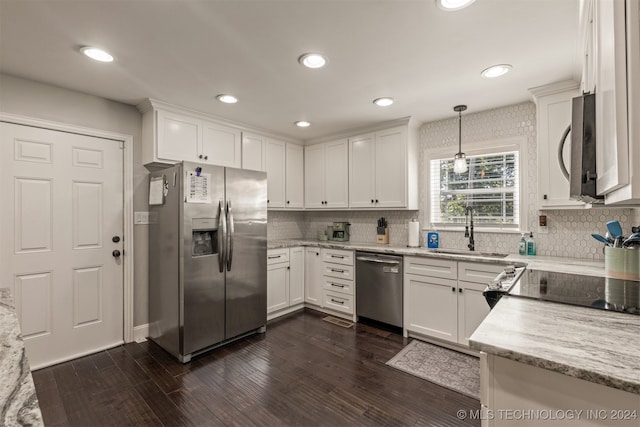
[0,74,150,327]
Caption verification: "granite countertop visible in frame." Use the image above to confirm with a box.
[469,296,640,395]
[268,238,606,274]
[0,288,44,426]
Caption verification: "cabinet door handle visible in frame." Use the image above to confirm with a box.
[204,155,208,160]
[371,199,374,203]
[330,298,344,305]
[199,154,203,159]
[287,201,290,204]
[459,288,463,293]
[375,199,379,203]
[451,287,456,292]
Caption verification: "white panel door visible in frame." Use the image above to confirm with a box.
[375,127,406,207]
[0,122,124,369]
[349,133,375,208]
[323,139,349,208]
[267,263,289,313]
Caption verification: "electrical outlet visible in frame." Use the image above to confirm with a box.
[134,211,150,225]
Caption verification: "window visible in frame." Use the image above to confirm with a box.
[428,141,524,231]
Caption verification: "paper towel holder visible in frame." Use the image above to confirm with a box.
[408,219,420,248]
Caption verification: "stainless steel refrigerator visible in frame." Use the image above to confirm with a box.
[148,161,267,362]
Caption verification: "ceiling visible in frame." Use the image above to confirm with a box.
[0,0,581,142]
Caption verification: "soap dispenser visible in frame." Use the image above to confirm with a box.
[518,233,527,255]
[526,231,536,256]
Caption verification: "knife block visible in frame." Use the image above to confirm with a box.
[376,228,389,244]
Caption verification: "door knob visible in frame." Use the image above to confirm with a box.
[112,250,121,258]
[112,236,120,243]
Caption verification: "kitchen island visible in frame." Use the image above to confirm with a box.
[0,288,43,426]
[469,296,640,426]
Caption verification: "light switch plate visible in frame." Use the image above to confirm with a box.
[134,211,150,225]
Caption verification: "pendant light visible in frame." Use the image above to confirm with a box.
[453,104,468,174]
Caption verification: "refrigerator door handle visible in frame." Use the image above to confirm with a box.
[217,199,226,273]
[226,200,234,271]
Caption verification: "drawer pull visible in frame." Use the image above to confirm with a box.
[330,298,344,305]
[331,255,345,259]
[268,255,281,259]
[330,268,345,273]
[330,283,345,288]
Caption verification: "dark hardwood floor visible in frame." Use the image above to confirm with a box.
[32,309,480,426]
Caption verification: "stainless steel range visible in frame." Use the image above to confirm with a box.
[484,267,640,315]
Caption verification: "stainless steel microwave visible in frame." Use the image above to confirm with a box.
[559,93,603,204]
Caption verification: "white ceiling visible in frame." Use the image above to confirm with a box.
[0,0,581,142]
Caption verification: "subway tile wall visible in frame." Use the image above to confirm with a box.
[268,101,640,260]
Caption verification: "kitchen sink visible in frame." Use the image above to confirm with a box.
[431,248,509,259]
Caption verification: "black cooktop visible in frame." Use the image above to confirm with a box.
[508,269,640,315]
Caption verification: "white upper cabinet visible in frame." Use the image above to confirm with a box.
[285,144,304,208]
[139,99,241,168]
[263,137,304,210]
[266,139,286,208]
[530,81,585,209]
[304,139,349,209]
[241,132,266,172]
[596,0,640,204]
[348,122,418,209]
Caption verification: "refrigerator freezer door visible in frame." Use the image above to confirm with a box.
[182,163,226,355]
[224,167,267,338]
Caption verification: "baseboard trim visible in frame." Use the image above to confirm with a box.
[133,323,149,343]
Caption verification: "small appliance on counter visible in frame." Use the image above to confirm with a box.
[376,217,388,244]
[330,222,350,242]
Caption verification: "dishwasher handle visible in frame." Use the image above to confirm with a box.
[356,256,400,265]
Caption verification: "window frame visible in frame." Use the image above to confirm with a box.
[425,136,528,233]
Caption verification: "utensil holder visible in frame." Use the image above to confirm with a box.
[605,247,640,280]
[376,228,389,244]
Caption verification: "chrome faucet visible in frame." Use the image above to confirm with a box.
[464,206,475,251]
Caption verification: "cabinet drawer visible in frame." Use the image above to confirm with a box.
[322,249,354,266]
[458,262,504,284]
[323,291,354,315]
[267,248,289,265]
[404,256,457,279]
[322,276,354,295]
[323,263,354,281]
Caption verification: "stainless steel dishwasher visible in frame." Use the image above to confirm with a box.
[355,251,403,328]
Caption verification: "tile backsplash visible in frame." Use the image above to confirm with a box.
[268,101,640,261]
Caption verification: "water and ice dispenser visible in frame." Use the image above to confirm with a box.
[191,218,217,257]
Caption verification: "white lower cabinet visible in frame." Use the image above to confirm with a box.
[320,248,355,319]
[267,247,304,319]
[304,247,323,307]
[404,257,502,347]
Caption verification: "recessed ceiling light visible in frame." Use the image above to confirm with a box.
[294,121,311,128]
[481,64,513,78]
[436,0,476,11]
[373,97,394,107]
[216,94,238,104]
[298,53,327,69]
[80,46,114,62]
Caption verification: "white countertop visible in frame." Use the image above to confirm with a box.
[469,296,640,395]
[268,238,606,273]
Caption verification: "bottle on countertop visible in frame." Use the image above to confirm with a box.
[526,231,536,256]
[518,233,527,255]
[427,224,439,249]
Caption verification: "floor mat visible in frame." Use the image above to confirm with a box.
[386,339,480,399]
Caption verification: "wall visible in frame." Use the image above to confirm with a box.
[0,74,150,326]
[270,101,639,260]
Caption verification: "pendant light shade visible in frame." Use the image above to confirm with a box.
[453,105,468,174]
